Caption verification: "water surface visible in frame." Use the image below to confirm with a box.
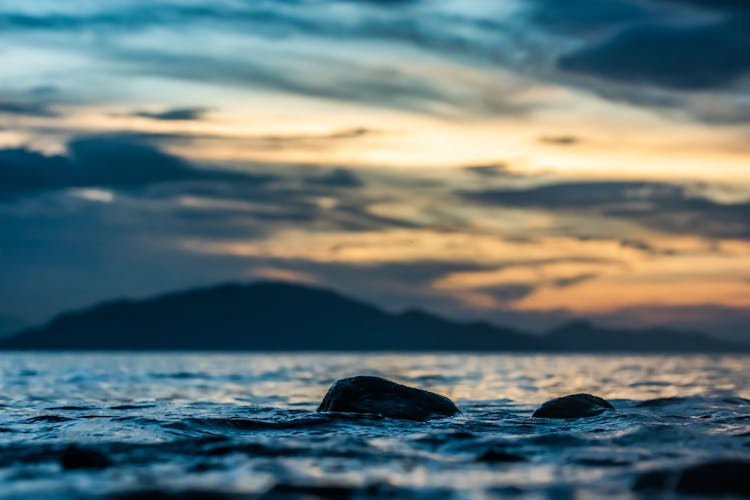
[0,353,748,498]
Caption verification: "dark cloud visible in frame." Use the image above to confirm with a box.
[527,0,650,34]
[0,101,58,117]
[515,0,750,123]
[479,284,537,303]
[464,163,515,177]
[619,239,677,256]
[0,149,72,199]
[238,127,374,151]
[91,127,375,153]
[551,272,598,288]
[304,168,363,188]
[539,136,579,146]
[131,107,211,121]
[0,135,272,200]
[559,22,750,90]
[28,85,60,97]
[460,181,750,239]
[650,0,750,13]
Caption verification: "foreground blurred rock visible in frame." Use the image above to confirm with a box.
[532,393,614,419]
[317,376,460,421]
[634,460,750,497]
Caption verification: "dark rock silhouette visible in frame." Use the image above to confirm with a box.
[634,460,750,496]
[532,393,614,419]
[317,376,460,421]
[678,460,750,496]
[60,445,112,470]
[0,281,746,352]
[0,282,535,351]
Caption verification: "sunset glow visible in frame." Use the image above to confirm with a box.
[1,0,749,340]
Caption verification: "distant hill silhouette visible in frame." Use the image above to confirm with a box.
[1,282,746,352]
[543,320,747,353]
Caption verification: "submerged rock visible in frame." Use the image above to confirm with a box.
[532,393,613,419]
[317,376,460,421]
[60,445,112,470]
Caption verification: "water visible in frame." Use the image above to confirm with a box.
[0,353,748,498]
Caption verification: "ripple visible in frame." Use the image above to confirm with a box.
[0,353,746,498]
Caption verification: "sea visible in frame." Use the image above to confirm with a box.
[0,353,747,499]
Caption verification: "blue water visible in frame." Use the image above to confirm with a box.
[0,353,748,498]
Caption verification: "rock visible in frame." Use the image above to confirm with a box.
[676,460,750,496]
[532,393,613,419]
[633,460,750,497]
[317,376,460,421]
[60,445,112,470]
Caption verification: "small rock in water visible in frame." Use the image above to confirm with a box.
[532,393,613,419]
[60,445,112,470]
[317,376,460,421]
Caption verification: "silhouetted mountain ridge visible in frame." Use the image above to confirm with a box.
[1,281,746,352]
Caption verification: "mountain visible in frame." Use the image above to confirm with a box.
[543,320,746,353]
[0,282,746,352]
[0,282,538,351]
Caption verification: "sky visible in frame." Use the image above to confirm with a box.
[1,0,749,341]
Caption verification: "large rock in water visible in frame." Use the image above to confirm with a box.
[532,393,613,419]
[317,376,460,421]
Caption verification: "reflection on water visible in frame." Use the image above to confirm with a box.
[0,353,747,498]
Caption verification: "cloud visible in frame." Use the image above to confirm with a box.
[304,168,363,188]
[113,49,491,117]
[0,2,537,119]
[480,284,537,303]
[0,148,72,199]
[539,136,579,146]
[558,22,750,90]
[0,135,273,200]
[131,107,211,121]
[237,127,375,151]
[460,181,750,239]
[3,0,749,124]
[92,127,376,154]
[619,239,677,256]
[463,163,517,178]
[526,0,650,34]
[513,0,750,123]
[650,0,750,13]
[0,100,58,117]
[551,272,598,288]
